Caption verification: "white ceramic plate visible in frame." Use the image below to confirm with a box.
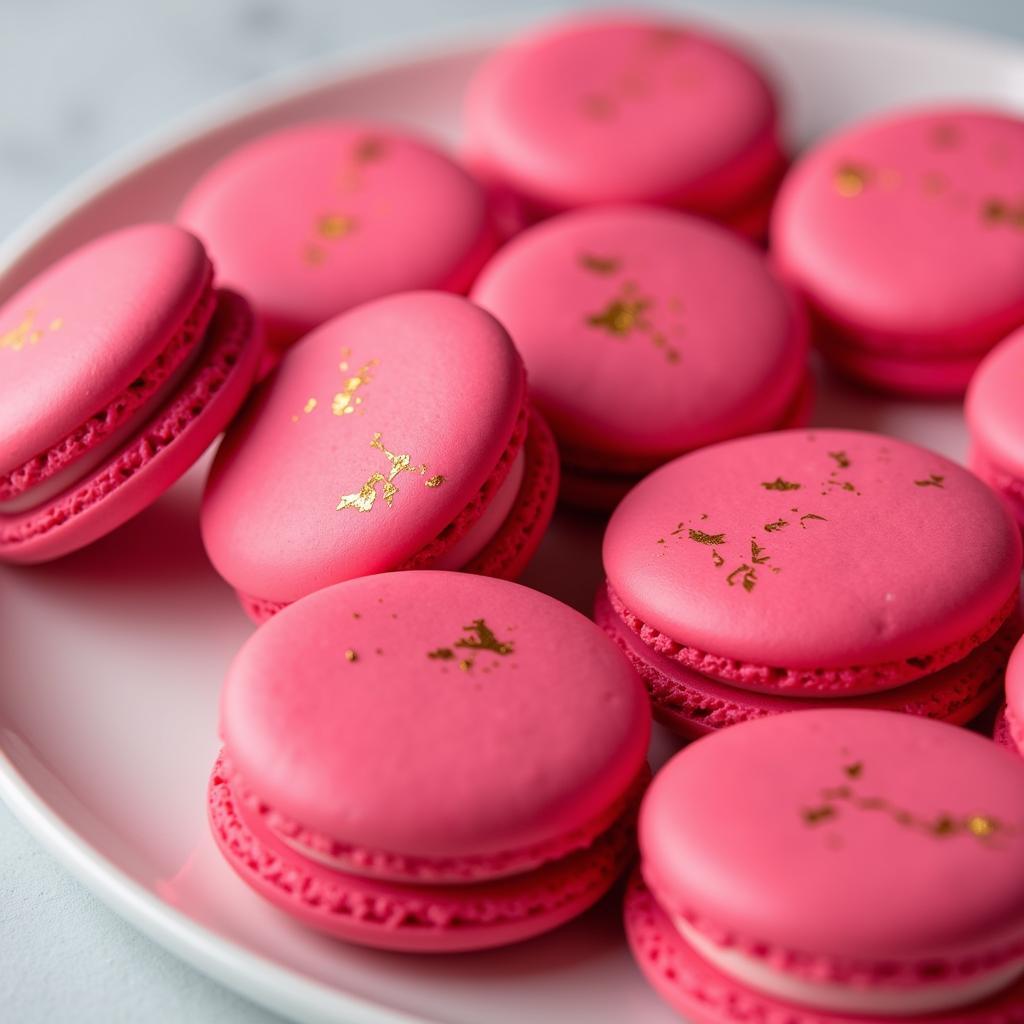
[2,8,1023,1024]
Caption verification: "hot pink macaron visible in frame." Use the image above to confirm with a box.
[464,14,784,236]
[773,106,1024,396]
[471,205,810,508]
[210,570,651,952]
[201,291,559,622]
[967,327,1024,532]
[627,710,1024,1023]
[178,121,495,350]
[994,635,1024,754]
[0,223,260,564]
[598,429,1022,738]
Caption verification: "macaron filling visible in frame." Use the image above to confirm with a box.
[1,290,254,551]
[605,581,1019,697]
[226,756,648,884]
[596,584,1018,733]
[236,400,543,620]
[671,914,1024,1015]
[0,270,216,513]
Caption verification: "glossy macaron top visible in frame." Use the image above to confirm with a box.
[178,121,493,341]
[0,223,212,474]
[464,15,778,211]
[773,107,1024,351]
[967,327,1024,479]
[201,291,526,604]
[604,429,1021,682]
[641,710,1024,969]
[471,206,806,462]
[220,571,650,861]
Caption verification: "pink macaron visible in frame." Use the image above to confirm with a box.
[967,327,1024,532]
[201,291,559,622]
[773,106,1024,396]
[464,14,784,235]
[994,635,1024,755]
[209,570,651,952]
[471,205,810,507]
[178,121,496,351]
[0,223,260,564]
[598,429,1022,738]
[627,710,1024,1022]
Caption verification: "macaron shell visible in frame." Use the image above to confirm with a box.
[179,122,494,341]
[0,223,212,473]
[464,16,779,211]
[624,873,1024,1024]
[817,325,987,396]
[201,292,526,603]
[0,290,259,563]
[1001,635,1024,752]
[967,328,1024,480]
[603,429,1022,677]
[471,206,807,461]
[773,108,1024,353]
[220,571,650,860]
[641,711,1024,968]
[594,583,1016,738]
[209,759,636,953]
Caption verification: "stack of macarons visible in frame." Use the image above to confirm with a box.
[599,429,1022,738]
[4,4,1024,990]
[628,710,1024,1022]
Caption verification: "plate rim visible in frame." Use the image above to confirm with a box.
[2,7,1024,1024]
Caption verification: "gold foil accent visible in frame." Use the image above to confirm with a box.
[427,619,515,672]
[0,309,63,353]
[354,136,387,163]
[331,359,377,416]
[318,213,357,239]
[587,286,651,336]
[914,474,945,488]
[803,759,1015,847]
[711,550,724,567]
[688,528,726,546]
[424,475,445,488]
[761,477,801,491]
[579,253,621,275]
[799,513,828,528]
[828,451,851,468]
[303,398,317,414]
[336,433,432,512]
[764,518,788,533]
[834,163,870,197]
[344,649,358,662]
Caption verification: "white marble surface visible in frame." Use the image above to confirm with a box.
[2,2,1023,1022]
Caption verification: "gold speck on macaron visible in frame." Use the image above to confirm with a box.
[834,163,870,197]
[914,474,945,488]
[761,477,802,491]
[344,649,358,662]
[425,475,445,488]
[579,253,620,274]
[318,213,357,239]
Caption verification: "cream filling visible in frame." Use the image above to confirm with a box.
[0,338,207,515]
[676,917,1024,1016]
[431,447,525,571]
